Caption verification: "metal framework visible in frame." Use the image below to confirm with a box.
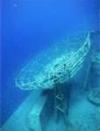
[15,33,91,90]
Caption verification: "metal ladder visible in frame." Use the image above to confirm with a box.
[54,81,67,123]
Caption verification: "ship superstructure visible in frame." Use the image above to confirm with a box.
[14,33,92,131]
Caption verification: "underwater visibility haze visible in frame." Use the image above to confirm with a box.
[1,0,100,131]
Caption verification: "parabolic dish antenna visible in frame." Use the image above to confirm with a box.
[15,33,91,90]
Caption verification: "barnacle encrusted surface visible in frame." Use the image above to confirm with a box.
[87,88,100,106]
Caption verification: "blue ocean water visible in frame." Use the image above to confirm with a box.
[1,0,99,128]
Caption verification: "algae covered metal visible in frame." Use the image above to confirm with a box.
[14,32,92,131]
[15,33,91,90]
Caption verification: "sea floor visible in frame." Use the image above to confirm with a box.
[2,89,100,131]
